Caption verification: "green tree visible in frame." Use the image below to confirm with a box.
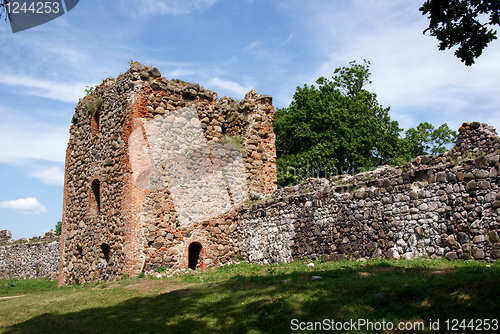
[395,122,457,164]
[55,221,62,236]
[420,0,500,65]
[275,60,458,186]
[274,60,402,186]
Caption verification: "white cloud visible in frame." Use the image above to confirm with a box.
[129,0,219,16]
[280,33,294,46]
[286,0,500,131]
[8,34,91,71]
[206,77,253,98]
[167,69,197,78]
[30,167,65,186]
[0,198,47,214]
[0,106,69,164]
[0,126,68,163]
[247,40,262,50]
[0,74,86,103]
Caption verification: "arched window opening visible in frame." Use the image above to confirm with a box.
[91,179,101,215]
[76,245,83,259]
[101,243,110,263]
[91,110,100,135]
[188,242,202,270]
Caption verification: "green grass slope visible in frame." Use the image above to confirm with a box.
[0,259,498,333]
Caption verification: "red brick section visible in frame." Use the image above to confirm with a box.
[121,89,149,277]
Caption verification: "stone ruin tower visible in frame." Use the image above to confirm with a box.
[58,64,277,285]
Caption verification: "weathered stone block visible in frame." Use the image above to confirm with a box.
[445,251,458,260]
[488,231,500,243]
[466,180,477,191]
[386,248,400,260]
[475,170,489,179]
[436,172,447,182]
[457,232,469,243]
[472,235,486,243]
[471,248,485,259]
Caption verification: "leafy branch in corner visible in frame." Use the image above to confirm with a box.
[420,0,500,65]
[0,0,12,22]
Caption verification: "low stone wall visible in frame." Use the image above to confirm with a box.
[0,231,60,280]
[237,122,500,263]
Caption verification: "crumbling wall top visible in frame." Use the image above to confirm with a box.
[264,122,500,202]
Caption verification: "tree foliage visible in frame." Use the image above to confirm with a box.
[395,122,457,165]
[274,60,457,187]
[55,221,62,236]
[275,60,401,186]
[420,0,500,65]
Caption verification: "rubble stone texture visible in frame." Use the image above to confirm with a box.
[59,64,277,285]
[238,122,500,264]
[0,231,60,279]
[0,230,12,244]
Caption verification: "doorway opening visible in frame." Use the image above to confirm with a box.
[188,242,202,270]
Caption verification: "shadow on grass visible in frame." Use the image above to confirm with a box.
[3,262,500,334]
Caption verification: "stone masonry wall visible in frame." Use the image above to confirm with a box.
[0,231,60,279]
[238,122,500,263]
[60,63,499,286]
[60,64,276,285]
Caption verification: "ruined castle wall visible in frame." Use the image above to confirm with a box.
[61,65,500,286]
[59,74,132,285]
[60,64,277,284]
[122,66,276,274]
[238,123,500,263]
[1,231,60,279]
[0,242,60,280]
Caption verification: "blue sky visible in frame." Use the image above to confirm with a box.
[1,0,499,239]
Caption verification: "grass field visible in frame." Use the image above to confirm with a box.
[0,259,499,333]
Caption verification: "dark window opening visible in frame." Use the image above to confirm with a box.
[77,245,83,259]
[91,179,101,215]
[188,242,202,270]
[92,110,100,135]
[101,243,110,263]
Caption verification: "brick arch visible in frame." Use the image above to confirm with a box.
[184,239,207,271]
[188,242,203,270]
